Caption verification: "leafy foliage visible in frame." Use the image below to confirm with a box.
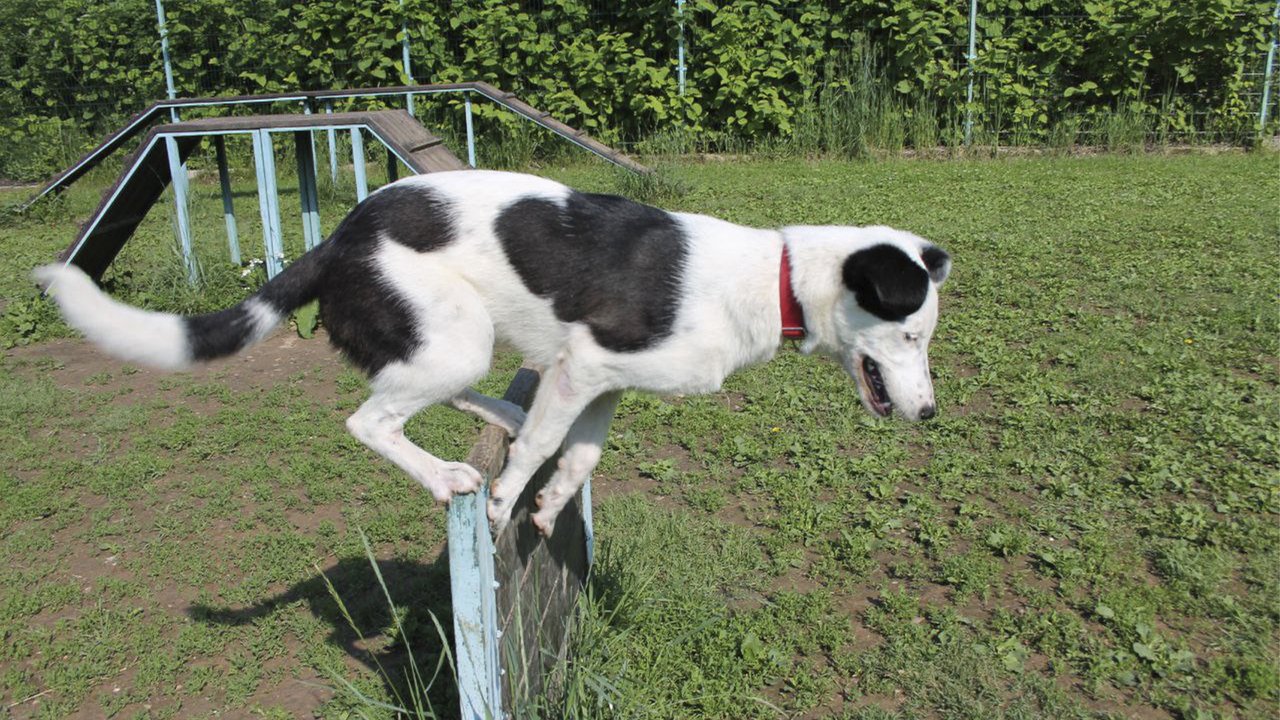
[1,0,1277,179]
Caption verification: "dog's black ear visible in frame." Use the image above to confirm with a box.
[842,244,929,321]
[921,245,951,286]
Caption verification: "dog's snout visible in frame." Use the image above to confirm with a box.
[919,404,937,421]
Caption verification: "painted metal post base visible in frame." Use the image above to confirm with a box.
[448,368,593,720]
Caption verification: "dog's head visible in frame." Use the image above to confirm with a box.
[785,227,951,422]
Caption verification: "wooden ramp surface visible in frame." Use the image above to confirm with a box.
[64,110,462,279]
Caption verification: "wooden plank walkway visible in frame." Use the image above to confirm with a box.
[25,82,649,210]
[63,110,462,279]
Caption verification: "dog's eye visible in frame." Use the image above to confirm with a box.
[904,332,920,343]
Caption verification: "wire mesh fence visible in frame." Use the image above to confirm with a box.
[2,1,1277,181]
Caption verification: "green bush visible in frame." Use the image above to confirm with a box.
[1,0,1275,179]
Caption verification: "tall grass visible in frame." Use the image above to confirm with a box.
[790,52,915,159]
[321,529,456,720]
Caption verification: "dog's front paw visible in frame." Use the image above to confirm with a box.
[487,495,514,535]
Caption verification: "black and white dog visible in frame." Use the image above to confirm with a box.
[35,170,951,535]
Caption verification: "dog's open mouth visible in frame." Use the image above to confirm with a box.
[859,356,893,417]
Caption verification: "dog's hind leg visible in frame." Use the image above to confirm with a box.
[347,359,488,503]
[529,390,621,537]
[449,388,526,437]
[344,280,495,503]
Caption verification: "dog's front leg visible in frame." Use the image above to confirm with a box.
[487,357,605,534]
[530,390,621,537]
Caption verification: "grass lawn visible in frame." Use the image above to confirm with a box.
[0,151,1276,719]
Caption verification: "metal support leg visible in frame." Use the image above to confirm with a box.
[448,489,504,720]
[387,147,399,185]
[1261,0,1280,130]
[352,128,368,202]
[214,136,241,265]
[582,478,595,567]
[294,131,322,250]
[465,95,477,167]
[325,101,338,182]
[252,130,285,278]
[164,136,197,284]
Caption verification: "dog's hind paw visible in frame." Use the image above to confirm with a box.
[491,402,526,438]
[420,462,482,504]
[530,508,558,538]
[443,462,482,495]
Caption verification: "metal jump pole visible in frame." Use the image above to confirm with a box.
[1261,0,1280,131]
[965,0,978,145]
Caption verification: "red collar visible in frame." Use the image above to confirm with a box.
[779,244,806,340]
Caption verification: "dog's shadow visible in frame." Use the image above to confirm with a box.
[188,549,459,713]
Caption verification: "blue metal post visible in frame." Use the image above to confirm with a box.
[676,0,687,96]
[214,136,241,264]
[581,479,595,567]
[164,136,197,284]
[252,130,285,278]
[324,101,338,182]
[401,0,416,116]
[965,0,978,144]
[154,0,178,121]
[465,95,477,167]
[352,129,369,201]
[448,489,504,720]
[294,131,322,250]
[1261,0,1280,130]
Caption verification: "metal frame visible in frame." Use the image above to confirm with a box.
[24,81,649,213]
[59,116,429,281]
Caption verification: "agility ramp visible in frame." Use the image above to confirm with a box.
[450,366,592,718]
[60,110,465,281]
[26,81,649,212]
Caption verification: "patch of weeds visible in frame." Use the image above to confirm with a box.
[939,550,1000,601]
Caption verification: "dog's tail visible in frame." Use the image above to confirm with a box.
[32,242,332,371]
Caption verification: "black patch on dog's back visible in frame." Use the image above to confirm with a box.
[842,244,930,321]
[494,192,687,352]
[318,184,456,374]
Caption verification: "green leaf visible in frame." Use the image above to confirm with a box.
[294,301,320,339]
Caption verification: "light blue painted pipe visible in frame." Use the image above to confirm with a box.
[164,136,196,284]
[352,129,368,201]
[252,130,285,278]
[294,131,322,250]
[965,0,978,144]
[401,0,416,116]
[465,95,477,167]
[1261,0,1280,129]
[214,136,240,264]
[448,490,504,720]
[324,102,338,182]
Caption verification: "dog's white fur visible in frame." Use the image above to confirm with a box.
[35,170,949,536]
